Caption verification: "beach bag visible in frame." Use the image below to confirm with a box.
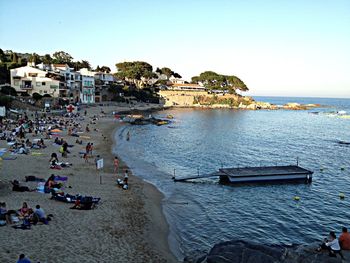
[59,146,64,153]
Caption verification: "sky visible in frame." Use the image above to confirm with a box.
[0,0,349,98]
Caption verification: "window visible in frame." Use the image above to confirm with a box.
[42,82,46,86]
[14,80,19,86]
[36,82,41,86]
[44,90,47,94]
[39,90,43,94]
[28,73,38,77]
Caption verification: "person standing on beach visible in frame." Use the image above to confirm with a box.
[114,156,119,174]
[124,169,129,184]
[86,142,90,154]
[126,131,130,141]
[89,143,94,156]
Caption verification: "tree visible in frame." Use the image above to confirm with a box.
[42,54,53,65]
[191,71,248,93]
[52,51,73,64]
[160,67,174,78]
[74,60,91,70]
[28,53,41,64]
[11,52,18,63]
[115,61,155,88]
[0,49,7,63]
[173,72,182,79]
[32,92,43,101]
[100,66,111,73]
[0,85,17,96]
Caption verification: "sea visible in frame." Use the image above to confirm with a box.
[113,97,350,259]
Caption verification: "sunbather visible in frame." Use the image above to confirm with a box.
[11,180,33,192]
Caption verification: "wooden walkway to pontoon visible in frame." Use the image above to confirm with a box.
[173,172,221,182]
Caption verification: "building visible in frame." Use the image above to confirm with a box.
[79,68,95,103]
[167,83,206,91]
[79,68,115,102]
[10,65,66,97]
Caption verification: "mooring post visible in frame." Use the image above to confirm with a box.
[297,157,299,166]
[173,168,176,180]
[197,168,199,177]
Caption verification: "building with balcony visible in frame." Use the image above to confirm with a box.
[79,69,95,104]
[79,68,114,102]
[10,65,63,97]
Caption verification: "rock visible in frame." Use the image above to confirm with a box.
[246,104,258,110]
[184,240,349,263]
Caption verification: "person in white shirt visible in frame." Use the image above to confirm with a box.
[317,231,344,259]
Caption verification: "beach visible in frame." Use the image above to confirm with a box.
[0,103,177,262]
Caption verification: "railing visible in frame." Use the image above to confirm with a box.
[20,85,33,90]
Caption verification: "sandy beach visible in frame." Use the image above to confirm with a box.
[0,103,177,262]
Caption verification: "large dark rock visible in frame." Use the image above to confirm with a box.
[184,240,350,263]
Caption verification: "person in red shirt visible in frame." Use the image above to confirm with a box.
[339,227,350,250]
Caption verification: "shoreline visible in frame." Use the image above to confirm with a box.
[108,112,177,262]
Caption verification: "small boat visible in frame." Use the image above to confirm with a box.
[166,114,174,119]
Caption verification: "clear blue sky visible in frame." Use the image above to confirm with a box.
[1,0,349,98]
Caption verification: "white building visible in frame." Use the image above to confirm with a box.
[79,68,95,104]
[167,83,206,91]
[10,65,65,97]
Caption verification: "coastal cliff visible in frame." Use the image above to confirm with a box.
[158,90,319,110]
[184,240,349,263]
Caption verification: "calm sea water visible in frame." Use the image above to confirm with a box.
[114,97,350,259]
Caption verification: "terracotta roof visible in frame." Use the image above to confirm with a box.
[53,64,67,67]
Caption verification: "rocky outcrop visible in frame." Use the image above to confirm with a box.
[184,240,349,263]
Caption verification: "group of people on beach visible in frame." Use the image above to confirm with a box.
[0,201,51,227]
[0,107,118,262]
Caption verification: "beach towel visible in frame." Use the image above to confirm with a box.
[32,152,44,156]
[2,157,17,160]
[80,136,91,139]
[54,176,68,181]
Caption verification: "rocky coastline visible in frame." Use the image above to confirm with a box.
[184,240,349,263]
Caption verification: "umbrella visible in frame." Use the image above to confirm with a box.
[51,129,62,133]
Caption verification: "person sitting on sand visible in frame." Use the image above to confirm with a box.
[317,231,344,258]
[339,227,350,250]
[0,202,13,224]
[44,174,61,192]
[16,253,31,263]
[33,205,52,224]
[49,153,59,166]
[18,202,30,218]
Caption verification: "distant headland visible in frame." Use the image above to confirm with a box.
[0,49,318,111]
